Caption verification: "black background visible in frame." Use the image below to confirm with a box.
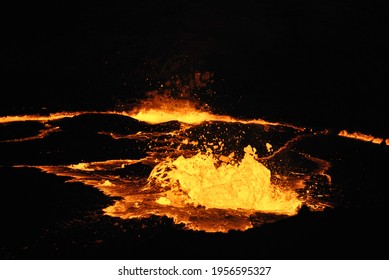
[3,0,389,135]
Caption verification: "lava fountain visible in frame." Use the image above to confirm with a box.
[150,145,301,214]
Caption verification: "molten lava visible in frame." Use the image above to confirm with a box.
[151,145,301,214]
[338,130,386,145]
[127,93,295,128]
[3,88,383,232]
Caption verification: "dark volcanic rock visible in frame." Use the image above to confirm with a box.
[0,131,148,166]
[50,113,150,135]
[0,121,46,141]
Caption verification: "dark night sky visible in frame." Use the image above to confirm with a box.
[3,1,389,135]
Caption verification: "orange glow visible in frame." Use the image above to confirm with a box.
[0,112,85,123]
[338,130,387,145]
[127,94,214,124]
[126,93,303,130]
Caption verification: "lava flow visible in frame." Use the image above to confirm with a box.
[2,92,374,232]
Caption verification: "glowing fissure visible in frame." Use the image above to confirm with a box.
[150,145,301,214]
[338,130,388,145]
[0,112,86,123]
[0,126,61,142]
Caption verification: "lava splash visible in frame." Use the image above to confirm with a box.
[150,145,301,214]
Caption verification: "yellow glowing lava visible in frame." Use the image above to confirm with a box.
[150,145,302,214]
[69,163,95,171]
[126,93,300,129]
[128,97,214,124]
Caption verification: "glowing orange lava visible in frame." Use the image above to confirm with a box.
[338,130,387,145]
[126,94,302,129]
[5,91,380,232]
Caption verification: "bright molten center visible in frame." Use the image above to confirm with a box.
[150,145,302,215]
